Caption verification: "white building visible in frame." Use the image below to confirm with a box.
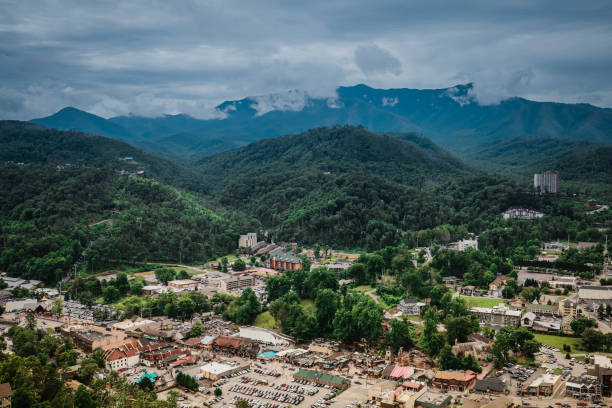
[397,298,426,316]
[534,171,559,193]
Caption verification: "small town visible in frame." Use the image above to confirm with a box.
[0,198,611,408]
[2,3,612,408]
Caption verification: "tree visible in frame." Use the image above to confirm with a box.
[138,377,154,391]
[190,320,203,337]
[177,270,190,280]
[176,372,199,391]
[235,399,252,408]
[178,297,196,319]
[445,315,479,345]
[522,339,541,358]
[388,318,414,351]
[232,259,246,271]
[492,331,510,368]
[571,317,597,336]
[102,286,120,304]
[265,275,292,302]
[74,385,95,408]
[314,289,340,334]
[582,328,605,351]
[214,387,222,397]
[155,267,176,285]
[25,313,36,330]
[51,298,63,315]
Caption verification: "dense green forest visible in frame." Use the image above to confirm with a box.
[196,126,551,249]
[0,164,257,283]
[0,121,207,193]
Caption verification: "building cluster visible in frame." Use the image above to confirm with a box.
[240,233,303,271]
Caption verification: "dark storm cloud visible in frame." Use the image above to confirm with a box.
[0,0,611,119]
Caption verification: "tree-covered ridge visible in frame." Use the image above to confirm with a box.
[0,120,207,193]
[0,164,257,283]
[460,136,612,198]
[196,126,544,248]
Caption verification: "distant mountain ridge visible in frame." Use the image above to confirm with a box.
[30,83,612,159]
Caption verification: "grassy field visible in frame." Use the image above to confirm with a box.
[459,296,507,308]
[352,285,374,293]
[533,333,583,351]
[300,299,317,315]
[254,311,279,331]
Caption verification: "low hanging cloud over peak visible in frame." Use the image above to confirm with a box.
[354,44,402,76]
[1,0,612,120]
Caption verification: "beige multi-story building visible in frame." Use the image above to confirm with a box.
[238,233,257,248]
[534,171,558,193]
[559,298,579,317]
[219,275,256,292]
[167,279,198,291]
[471,304,522,327]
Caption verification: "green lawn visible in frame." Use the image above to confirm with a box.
[459,296,507,308]
[532,333,583,351]
[351,285,374,293]
[254,311,279,331]
[300,299,317,315]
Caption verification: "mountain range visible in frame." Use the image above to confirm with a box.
[31,83,612,160]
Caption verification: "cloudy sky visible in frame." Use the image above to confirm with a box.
[1,0,612,119]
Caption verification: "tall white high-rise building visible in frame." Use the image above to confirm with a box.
[534,171,558,193]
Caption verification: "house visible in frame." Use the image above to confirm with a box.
[432,370,477,392]
[460,286,475,296]
[451,334,492,360]
[104,346,140,371]
[565,375,601,400]
[524,374,561,396]
[474,377,506,393]
[397,299,426,316]
[212,335,259,358]
[521,312,536,328]
[0,383,11,408]
[489,275,512,297]
[442,277,459,287]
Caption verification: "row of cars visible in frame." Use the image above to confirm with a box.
[253,368,281,378]
[275,383,319,396]
[228,384,305,405]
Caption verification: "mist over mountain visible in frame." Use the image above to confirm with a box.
[30,84,612,160]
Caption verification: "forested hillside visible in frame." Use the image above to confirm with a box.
[0,121,207,192]
[196,126,543,248]
[460,136,612,199]
[0,122,259,283]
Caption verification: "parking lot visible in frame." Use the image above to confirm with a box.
[204,358,346,408]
